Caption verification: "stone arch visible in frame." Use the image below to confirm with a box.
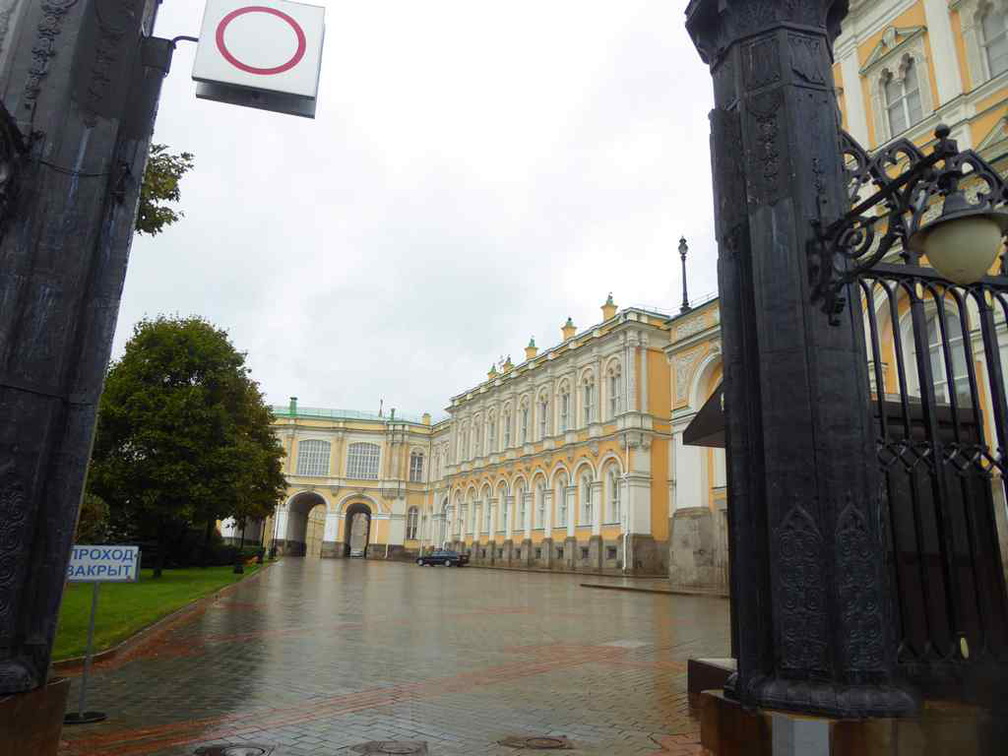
[281,490,330,557]
[689,351,723,411]
[548,461,571,488]
[342,499,373,558]
[571,457,596,481]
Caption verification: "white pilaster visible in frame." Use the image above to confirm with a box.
[839,48,870,146]
[591,481,604,536]
[922,0,963,105]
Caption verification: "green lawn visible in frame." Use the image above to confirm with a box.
[53,564,260,661]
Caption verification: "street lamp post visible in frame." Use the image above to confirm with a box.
[686,0,917,717]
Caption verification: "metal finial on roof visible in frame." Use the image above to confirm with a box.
[528,336,536,348]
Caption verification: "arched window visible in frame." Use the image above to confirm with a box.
[583,379,595,426]
[608,364,622,419]
[580,473,593,524]
[488,415,497,452]
[559,386,570,432]
[296,439,330,477]
[485,498,492,530]
[406,507,419,540]
[473,420,482,457]
[520,403,530,444]
[539,395,550,439]
[557,474,568,527]
[983,6,1008,78]
[347,442,380,479]
[457,425,467,460]
[460,503,468,536]
[518,488,527,529]
[503,410,512,448]
[535,483,545,528]
[409,451,424,482]
[502,496,510,531]
[901,304,971,404]
[608,467,622,524]
[883,59,922,136]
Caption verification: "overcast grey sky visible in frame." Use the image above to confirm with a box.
[116,0,718,417]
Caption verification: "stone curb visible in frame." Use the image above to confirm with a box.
[51,561,274,675]
[579,581,728,598]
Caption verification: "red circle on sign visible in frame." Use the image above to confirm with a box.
[215,5,307,76]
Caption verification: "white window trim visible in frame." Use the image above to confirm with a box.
[346,442,381,480]
[862,28,934,144]
[955,0,1008,87]
[296,439,330,477]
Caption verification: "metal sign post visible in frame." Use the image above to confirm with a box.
[63,545,141,726]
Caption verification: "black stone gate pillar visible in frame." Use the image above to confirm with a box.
[0,0,169,695]
[685,0,917,717]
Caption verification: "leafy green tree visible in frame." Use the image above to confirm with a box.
[88,316,286,576]
[74,493,110,543]
[136,144,194,236]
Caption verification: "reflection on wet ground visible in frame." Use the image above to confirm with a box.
[58,559,729,755]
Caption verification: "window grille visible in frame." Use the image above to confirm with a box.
[984,8,1008,78]
[406,507,419,540]
[409,452,424,482]
[581,475,593,523]
[583,383,594,425]
[609,470,621,523]
[347,442,380,480]
[296,439,330,477]
[609,373,621,418]
[884,61,923,136]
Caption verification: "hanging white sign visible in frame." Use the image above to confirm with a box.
[192,0,325,118]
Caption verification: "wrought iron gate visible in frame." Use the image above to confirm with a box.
[838,129,1008,699]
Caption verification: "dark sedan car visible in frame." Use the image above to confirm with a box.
[416,549,469,567]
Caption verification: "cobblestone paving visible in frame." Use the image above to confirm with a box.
[58,560,730,755]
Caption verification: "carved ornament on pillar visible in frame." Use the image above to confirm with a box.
[686,0,916,719]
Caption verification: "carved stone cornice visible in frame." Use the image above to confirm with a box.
[686,0,849,67]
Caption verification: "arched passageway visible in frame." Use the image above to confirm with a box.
[343,501,372,557]
[282,491,328,557]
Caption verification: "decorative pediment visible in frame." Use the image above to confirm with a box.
[977,116,1008,154]
[860,26,927,73]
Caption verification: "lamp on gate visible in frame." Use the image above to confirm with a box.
[908,191,1008,285]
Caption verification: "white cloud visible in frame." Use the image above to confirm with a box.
[116,0,718,415]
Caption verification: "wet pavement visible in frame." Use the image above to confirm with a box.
[58,559,730,755]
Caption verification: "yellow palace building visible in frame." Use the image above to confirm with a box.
[238,0,1008,591]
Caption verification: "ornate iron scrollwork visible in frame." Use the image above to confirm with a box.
[809,125,1008,324]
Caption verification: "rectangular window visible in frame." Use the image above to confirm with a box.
[557,546,564,559]
[560,393,569,432]
[539,401,548,439]
[347,442,380,480]
[885,63,922,137]
[504,415,511,448]
[409,453,424,482]
[584,384,593,425]
[984,10,1008,78]
[521,408,529,444]
[535,548,542,559]
[558,489,568,526]
[296,439,330,477]
[580,547,589,560]
[609,375,620,418]
[489,421,496,452]
[606,546,617,561]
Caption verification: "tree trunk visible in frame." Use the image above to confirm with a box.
[153,533,165,579]
[201,517,214,567]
